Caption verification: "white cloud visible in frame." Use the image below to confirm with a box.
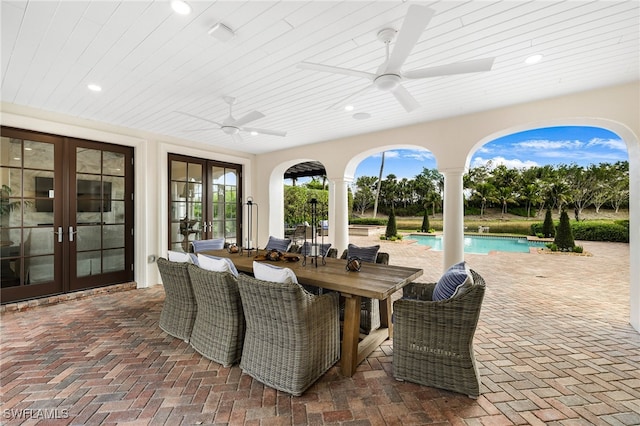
[587,138,627,151]
[516,139,584,150]
[403,151,434,161]
[472,156,539,170]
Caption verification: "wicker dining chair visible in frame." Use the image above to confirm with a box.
[237,274,340,396]
[339,249,390,334]
[156,257,197,342]
[392,269,486,398]
[187,265,245,367]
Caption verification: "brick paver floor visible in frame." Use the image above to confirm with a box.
[1,236,639,425]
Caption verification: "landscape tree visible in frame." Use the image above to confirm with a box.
[352,176,377,215]
[565,164,597,221]
[553,209,575,251]
[372,152,385,218]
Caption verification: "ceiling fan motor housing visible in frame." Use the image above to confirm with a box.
[374,74,402,91]
[222,126,240,135]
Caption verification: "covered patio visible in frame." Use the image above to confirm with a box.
[2,236,637,425]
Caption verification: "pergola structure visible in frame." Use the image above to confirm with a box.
[284,161,326,185]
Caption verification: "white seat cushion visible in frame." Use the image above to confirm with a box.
[197,254,239,276]
[252,261,298,284]
[167,250,192,263]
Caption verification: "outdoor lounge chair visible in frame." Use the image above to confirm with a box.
[187,265,245,367]
[156,257,197,342]
[290,224,309,245]
[237,274,340,396]
[392,269,486,398]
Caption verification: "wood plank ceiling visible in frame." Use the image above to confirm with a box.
[1,1,638,154]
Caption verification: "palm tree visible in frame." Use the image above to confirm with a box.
[372,152,385,218]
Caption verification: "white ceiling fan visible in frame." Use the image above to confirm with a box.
[178,96,287,143]
[298,4,495,112]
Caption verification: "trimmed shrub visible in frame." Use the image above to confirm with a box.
[554,210,575,251]
[541,209,555,238]
[420,210,430,232]
[385,205,398,238]
[531,220,629,243]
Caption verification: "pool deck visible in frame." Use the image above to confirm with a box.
[0,235,637,425]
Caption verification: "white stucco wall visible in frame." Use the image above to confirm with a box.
[254,82,640,331]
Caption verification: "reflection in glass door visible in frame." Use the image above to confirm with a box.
[0,127,134,304]
[1,132,62,301]
[168,155,241,252]
[71,142,132,291]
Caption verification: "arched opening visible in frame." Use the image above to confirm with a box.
[468,121,638,331]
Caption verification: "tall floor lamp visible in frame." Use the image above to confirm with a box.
[303,198,326,267]
[244,196,258,256]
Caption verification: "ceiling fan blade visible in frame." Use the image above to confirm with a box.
[242,127,287,137]
[232,110,265,127]
[231,133,244,144]
[327,84,375,110]
[404,57,495,79]
[385,5,434,73]
[175,111,223,127]
[183,128,217,132]
[391,84,420,112]
[298,62,376,80]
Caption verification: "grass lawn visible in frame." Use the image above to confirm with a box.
[389,208,629,236]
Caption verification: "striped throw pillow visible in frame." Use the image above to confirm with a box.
[432,261,473,301]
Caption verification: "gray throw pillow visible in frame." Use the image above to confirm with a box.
[347,243,380,263]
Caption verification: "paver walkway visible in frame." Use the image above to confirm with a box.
[1,236,638,425]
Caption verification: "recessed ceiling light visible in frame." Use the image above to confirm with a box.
[87,84,102,92]
[250,131,258,136]
[170,0,191,15]
[525,54,543,65]
[344,105,354,111]
[353,112,371,120]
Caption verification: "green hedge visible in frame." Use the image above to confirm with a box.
[350,217,388,226]
[530,221,629,243]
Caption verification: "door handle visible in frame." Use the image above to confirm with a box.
[202,222,208,233]
[69,226,78,242]
[53,226,63,243]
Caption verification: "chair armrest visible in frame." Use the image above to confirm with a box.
[402,282,436,301]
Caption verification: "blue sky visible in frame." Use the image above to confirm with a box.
[354,126,628,180]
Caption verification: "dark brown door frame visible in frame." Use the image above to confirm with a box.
[1,126,134,304]
[167,153,243,251]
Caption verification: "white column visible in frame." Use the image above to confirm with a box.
[441,169,465,271]
[328,177,352,254]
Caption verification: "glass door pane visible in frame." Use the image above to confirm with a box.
[1,132,62,301]
[169,159,203,252]
[74,148,127,278]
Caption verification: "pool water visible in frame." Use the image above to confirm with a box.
[407,235,548,255]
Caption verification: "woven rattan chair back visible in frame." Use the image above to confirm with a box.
[339,249,389,334]
[393,269,486,398]
[187,265,245,367]
[237,274,340,396]
[156,257,197,342]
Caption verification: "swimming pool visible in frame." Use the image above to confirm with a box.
[407,234,548,255]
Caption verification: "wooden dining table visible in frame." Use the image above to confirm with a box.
[203,249,423,377]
